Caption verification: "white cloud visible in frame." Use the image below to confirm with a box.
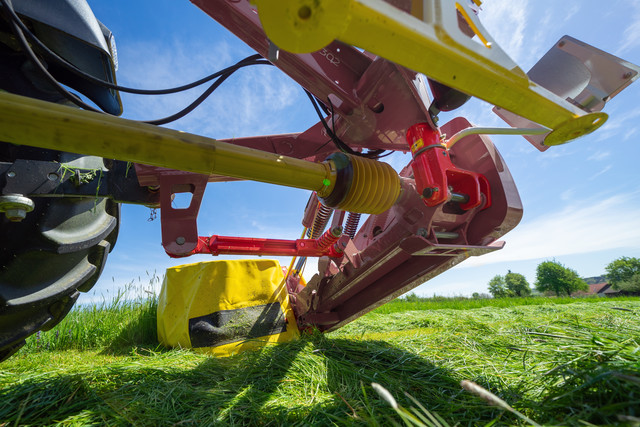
[594,108,640,142]
[617,4,640,54]
[477,0,529,65]
[560,188,574,201]
[587,151,611,161]
[622,126,639,142]
[461,194,640,267]
[116,39,305,140]
[588,165,612,180]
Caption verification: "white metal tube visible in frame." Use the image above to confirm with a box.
[445,127,550,149]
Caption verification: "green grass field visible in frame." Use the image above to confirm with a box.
[1,293,640,426]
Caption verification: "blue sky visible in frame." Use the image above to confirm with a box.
[82,0,640,303]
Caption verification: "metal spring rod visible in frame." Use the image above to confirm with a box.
[310,203,333,238]
[297,202,334,271]
[434,231,459,240]
[317,226,343,250]
[344,212,361,239]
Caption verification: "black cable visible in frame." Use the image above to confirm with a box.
[143,57,272,124]
[3,0,103,112]
[325,93,387,159]
[305,90,389,159]
[305,90,350,154]
[1,0,275,125]
[314,95,331,116]
[0,0,268,96]
[144,69,232,125]
[8,10,269,124]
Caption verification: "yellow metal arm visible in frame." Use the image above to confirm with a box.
[0,92,401,214]
[253,0,607,145]
[0,91,333,194]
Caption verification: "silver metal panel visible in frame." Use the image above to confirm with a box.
[494,35,640,151]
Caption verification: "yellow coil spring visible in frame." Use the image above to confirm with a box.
[337,155,401,214]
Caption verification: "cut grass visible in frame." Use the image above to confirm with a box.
[1,295,640,425]
[374,294,640,314]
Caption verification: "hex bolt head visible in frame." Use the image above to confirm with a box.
[5,208,27,222]
[0,194,35,222]
[422,187,439,198]
[176,236,186,245]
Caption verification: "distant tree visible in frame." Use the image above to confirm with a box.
[605,257,640,292]
[472,292,491,299]
[505,271,532,297]
[535,261,588,297]
[488,275,512,298]
[583,275,609,285]
[403,292,422,302]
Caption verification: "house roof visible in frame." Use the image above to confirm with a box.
[590,282,611,294]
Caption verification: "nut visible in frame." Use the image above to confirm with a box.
[0,194,35,222]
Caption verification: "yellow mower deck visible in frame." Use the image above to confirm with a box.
[157,259,300,357]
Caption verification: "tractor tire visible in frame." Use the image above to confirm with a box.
[0,151,119,362]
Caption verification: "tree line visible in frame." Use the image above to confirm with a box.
[487,256,640,298]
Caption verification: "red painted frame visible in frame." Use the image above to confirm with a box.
[138,0,523,331]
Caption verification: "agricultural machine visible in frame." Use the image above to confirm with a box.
[0,0,638,360]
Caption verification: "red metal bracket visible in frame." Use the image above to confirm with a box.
[406,123,491,210]
[157,172,209,256]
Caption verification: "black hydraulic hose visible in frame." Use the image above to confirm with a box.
[305,90,390,160]
[0,0,268,95]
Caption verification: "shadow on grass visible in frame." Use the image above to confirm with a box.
[0,334,504,426]
[3,331,637,425]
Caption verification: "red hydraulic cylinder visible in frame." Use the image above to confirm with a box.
[406,123,491,210]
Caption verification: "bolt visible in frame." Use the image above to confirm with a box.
[0,194,35,222]
[416,228,429,238]
[47,173,58,181]
[176,236,186,245]
[558,41,566,48]
[298,5,311,19]
[5,208,27,222]
[422,187,439,199]
[7,171,16,178]
[623,72,633,79]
